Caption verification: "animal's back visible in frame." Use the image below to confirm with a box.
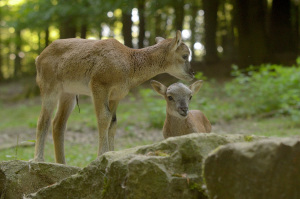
[35,38,132,94]
[189,110,211,133]
[36,38,129,74]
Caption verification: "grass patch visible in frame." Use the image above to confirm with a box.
[0,142,98,167]
[1,63,300,167]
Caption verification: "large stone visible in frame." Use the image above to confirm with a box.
[0,160,80,199]
[25,133,264,199]
[204,137,300,199]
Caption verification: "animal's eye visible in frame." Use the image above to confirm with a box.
[168,96,173,101]
[189,96,192,100]
[182,55,188,60]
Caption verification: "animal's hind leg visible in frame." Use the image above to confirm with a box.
[108,100,119,151]
[34,93,58,162]
[52,93,76,164]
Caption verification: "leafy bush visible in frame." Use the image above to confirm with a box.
[139,88,166,128]
[225,64,300,121]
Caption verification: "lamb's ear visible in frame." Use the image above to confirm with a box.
[150,80,167,96]
[189,80,203,95]
[155,37,165,44]
[170,30,182,51]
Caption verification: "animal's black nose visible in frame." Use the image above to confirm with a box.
[179,107,188,116]
[180,107,188,112]
[189,69,195,76]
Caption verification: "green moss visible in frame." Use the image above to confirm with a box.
[210,146,222,155]
[146,150,170,157]
[244,135,254,142]
[171,173,184,177]
[154,150,170,157]
[189,182,204,193]
[101,177,110,198]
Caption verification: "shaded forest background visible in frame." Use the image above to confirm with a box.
[0,0,299,81]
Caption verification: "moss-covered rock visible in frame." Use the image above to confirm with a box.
[0,160,80,199]
[26,133,264,199]
[204,137,300,199]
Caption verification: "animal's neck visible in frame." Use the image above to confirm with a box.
[129,43,170,88]
[164,112,189,133]
[166,113,187,126]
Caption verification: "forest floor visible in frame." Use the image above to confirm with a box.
[0,77,299,167]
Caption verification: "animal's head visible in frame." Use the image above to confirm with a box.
[150,80,203,118]
[155,30,194,81]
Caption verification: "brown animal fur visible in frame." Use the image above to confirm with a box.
[33,31,194,164]
[150,80,211,139]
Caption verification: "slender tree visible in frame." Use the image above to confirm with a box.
[60,19,77,39]
[294,1,299,54]
[137,0,146,48]
[80,24,87,39]
[174,0,185,31]
[203,0,219,63]
[45,27,49,47]
[14,29,22,78]
[220,0,236,61]
[235,0,268,66]
[269,0,296,55]
[122,9,133,48]
[0,6,3,81]
[190,0,200,61]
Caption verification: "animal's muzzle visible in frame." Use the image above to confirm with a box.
[179,106,188,117]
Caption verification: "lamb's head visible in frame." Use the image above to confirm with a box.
[151,80,203,118]
[155,31,194,81]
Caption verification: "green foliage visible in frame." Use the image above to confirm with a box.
[101,177,111,197]
[226,64,300,121]
[139,88,166,129]
[244,135,254,142]
[0,142,97,167]
[189,182,205,194]
[194,72,207,81]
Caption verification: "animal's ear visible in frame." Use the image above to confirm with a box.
[170,30,182,51]
[150,80,167,96]
[189,80,203,95]
[155,37,165,44]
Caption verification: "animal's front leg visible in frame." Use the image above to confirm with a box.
[91,85,112,156]
[108,100,119,151]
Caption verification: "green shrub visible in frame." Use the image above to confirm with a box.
[139,88,166,128]
[225,64,300,121]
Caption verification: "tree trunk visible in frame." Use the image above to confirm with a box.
[155,13,163,39]
[122,10,133,48]
[269,0,295,54]
[221,0,236,61]
[295,2,299,54]
[60,19,76,39]
[190,1,198,61]
[38,32,41,53]
[14,29,22,78]
[174,0,185,31]
[80,24,87,39]
[203,0,219,63]
[137,0,145,48]
[235,0,268,67]
[45,27,49,48]
[0,12,3,81]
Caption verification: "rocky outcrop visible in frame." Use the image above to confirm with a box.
[204,137,300,199]
[25,133,262,199]
[0,160,80,199]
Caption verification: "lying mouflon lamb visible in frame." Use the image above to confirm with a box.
[151,80,211,138]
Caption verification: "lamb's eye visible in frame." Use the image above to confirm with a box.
[189,96,192,100]
[168,96,173,101]
[182,55,188,60]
